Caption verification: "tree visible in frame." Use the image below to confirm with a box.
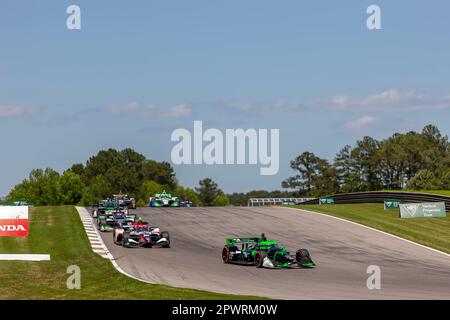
[195,178,220,206]
[7,168,61,205]
[334,145,359,192]
[282,152,318,194]
[89,175,112,201]
[377,136,407,189]
[309,159,340,197]
[139,180,163,202]
[351,136,381,191]
[283,152,339,196]
[79,187,95,206]
[59,171,85,204]
[174,186,202,205]
[436,169,450,189]
[83,149,123,184]
[67,163,85,177]
[212,192,230,206]
[406,169,438,190]
[142,160,177,190]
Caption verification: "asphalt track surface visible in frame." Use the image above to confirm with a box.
[98,206,450,299]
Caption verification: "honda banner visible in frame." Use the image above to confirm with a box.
[0,206,29,237]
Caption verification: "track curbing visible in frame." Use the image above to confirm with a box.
[75,206,156,285]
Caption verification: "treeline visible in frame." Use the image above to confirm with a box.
[7,148,230,206]
[282,124,450,197]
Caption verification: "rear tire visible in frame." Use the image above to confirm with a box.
[161,231,171,248]
[296,249,311,262]
[122,233,129,247]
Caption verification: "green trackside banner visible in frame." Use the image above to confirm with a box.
[399,202,447,218]
[319,197,335,205]
[384,199,401,210]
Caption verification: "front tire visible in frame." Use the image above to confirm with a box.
[255,252,265,268]
[222,246,230,263]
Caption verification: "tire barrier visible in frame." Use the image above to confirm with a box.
[299,191,450,211]
[248,198,314,206]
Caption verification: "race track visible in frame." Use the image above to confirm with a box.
[98,206,450,299]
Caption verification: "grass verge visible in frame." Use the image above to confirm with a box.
[0,206,261,299]
[296,203,450,254]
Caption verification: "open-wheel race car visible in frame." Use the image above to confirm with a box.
[149,191,180,207]
[96,205,130,232]
[98,213,116,232]
[113,193,136,210]
[113,221,170,248]
[222,233,315,268]
[180,199,195,207]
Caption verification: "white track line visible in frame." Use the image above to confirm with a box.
[285,207,450,258]
[0,254,51,261]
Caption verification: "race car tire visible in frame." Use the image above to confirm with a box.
[222,246,230,263]
[296,249,311,262]
[113,231,123,245]
[255,252,266,268]
[122,233,129,247]
[160,231,171,248]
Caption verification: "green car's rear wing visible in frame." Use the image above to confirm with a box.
[225,237,259,246]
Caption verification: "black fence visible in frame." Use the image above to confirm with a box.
[299,191,450,211]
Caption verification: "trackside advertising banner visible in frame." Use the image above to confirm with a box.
[0,206,29,237]
[319,197,335,205]
[399,202,447,219]
[384,199,401,210]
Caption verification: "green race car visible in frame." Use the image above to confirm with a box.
[98,213,116,232]
[222,233,315,268]
[149,191,180,207]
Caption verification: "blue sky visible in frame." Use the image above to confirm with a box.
[1,0,450,196]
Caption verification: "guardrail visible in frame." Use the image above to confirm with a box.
[299,191,450,211]
[248,198,314,206]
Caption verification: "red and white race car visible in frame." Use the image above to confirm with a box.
[113,221,170,248]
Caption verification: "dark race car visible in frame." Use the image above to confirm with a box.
[222,233,315,268]
[113,221,170,248]
[180,199,195,207]
[113,193,136,210]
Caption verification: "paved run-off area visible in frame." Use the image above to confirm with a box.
[98,206,450,299]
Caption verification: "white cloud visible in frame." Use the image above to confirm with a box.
[329,95,349,107]
[105,102,191,118]
[0,105,35,118]
[104,89,450,119]
[160,104,190,117]
[196,89,450,113]
[106,101,140,114]
[345,115,379,130]
[322,89,450,111]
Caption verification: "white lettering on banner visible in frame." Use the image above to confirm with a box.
[0,206,29,237]
[0,225,26,232]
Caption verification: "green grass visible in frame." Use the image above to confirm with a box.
[381,189,450,197]
[296,203,450,254]
[0,206,261,299]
